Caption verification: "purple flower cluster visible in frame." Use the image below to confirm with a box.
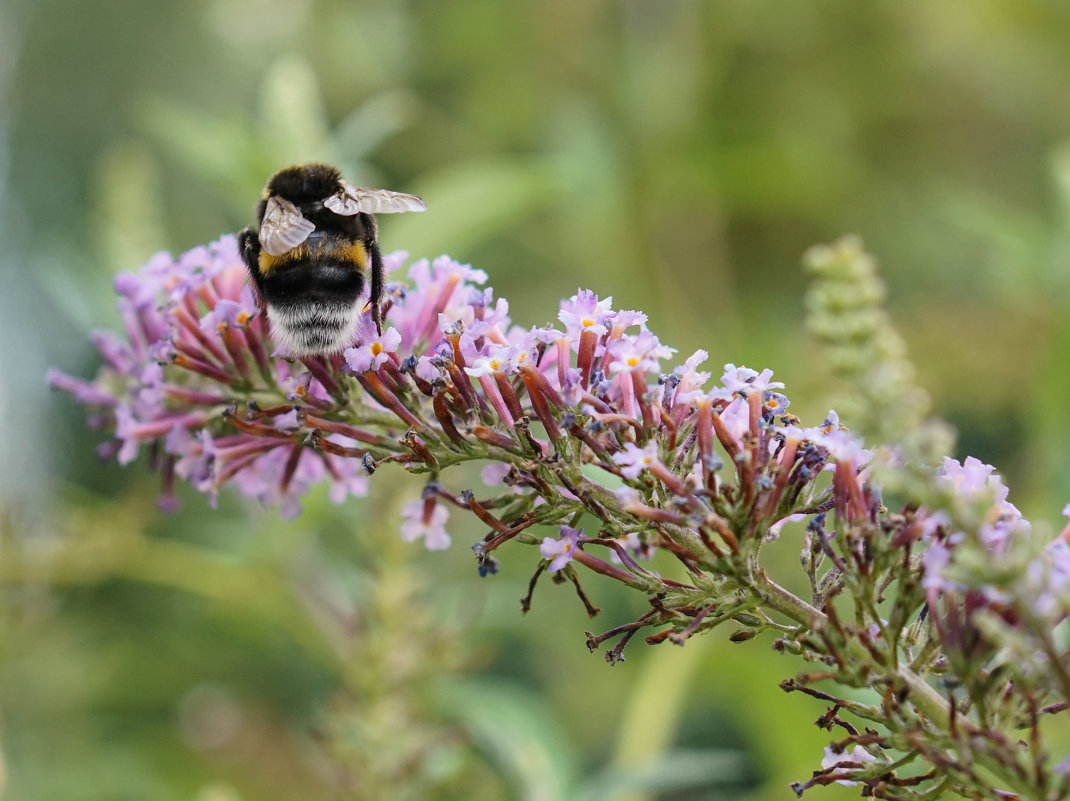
[50,234,1070,799]
[920,457,1030,598]
[910,455,1070,674]
[50,235,1070,603]
[48,237,372,518]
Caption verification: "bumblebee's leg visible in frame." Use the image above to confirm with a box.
[368,239,385,336]
[238,227,266,305]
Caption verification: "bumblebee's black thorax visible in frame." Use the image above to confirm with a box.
[257,205,374,250]
[263,163,343,206]
[256,163,377,243]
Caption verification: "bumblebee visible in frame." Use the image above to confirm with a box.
[238,163,426,356]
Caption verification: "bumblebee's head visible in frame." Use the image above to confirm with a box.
[265,163,344,204]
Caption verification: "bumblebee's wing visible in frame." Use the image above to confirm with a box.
[321,187,362,216]
[259,196,316,256]
[323,185,427,216]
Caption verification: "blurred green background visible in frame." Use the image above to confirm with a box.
[3,1,1070,799]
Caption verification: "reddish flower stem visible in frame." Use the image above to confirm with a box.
[520,371,561,441]
[495,373,525,421]
[174,304,230,365]
[432,392,466,445]
[632,371,654,429]
[174,349,236,385]
[359,372,423,430]
[472,425,517,451]
[577,329,598,388]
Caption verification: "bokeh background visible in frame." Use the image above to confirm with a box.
[3,2,1070,799]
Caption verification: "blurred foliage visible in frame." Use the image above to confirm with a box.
[4,0,1070,798]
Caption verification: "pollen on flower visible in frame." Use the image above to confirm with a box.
[763,392,790,417]
[559,289,613,339]
[344,322,402,374]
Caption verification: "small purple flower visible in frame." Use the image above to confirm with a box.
[674,349,712,392]
[481,463,511,487]
[814,427,866,464]
[768,513,806,538]
[675,384,734,407]
[414,356,442,383]
[942,455,999,494]
[561,367,586,406]
[540,525,581,572]
[921,538,957,593]
[762,391,790,417]
[821,745,876,786]
[607,309,648,333]
[607,329,676,375]
[344,324,402,373]
[89,330,139,374]
[283,371,313,402]
[719,397,751,445]
[559,289,614,339]
[324,451,370,505]
[430,254,488,286]
[273,408,302,430]
[114,406,143,465]
[465,344,529,377]
[114,255,170,308]
[165,426,213,491]
[200,288,259,332]
[399,499,451,550]
[466,294,511,339]
[936,456,1019,520]
[613,442,659,479]
[720,363,784,394]
[463,355,502,379]
[1023,539,1070,618]
[46,368,119,407]
[531,325,566,345]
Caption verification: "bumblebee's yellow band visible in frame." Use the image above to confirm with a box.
[259,240,369,276]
